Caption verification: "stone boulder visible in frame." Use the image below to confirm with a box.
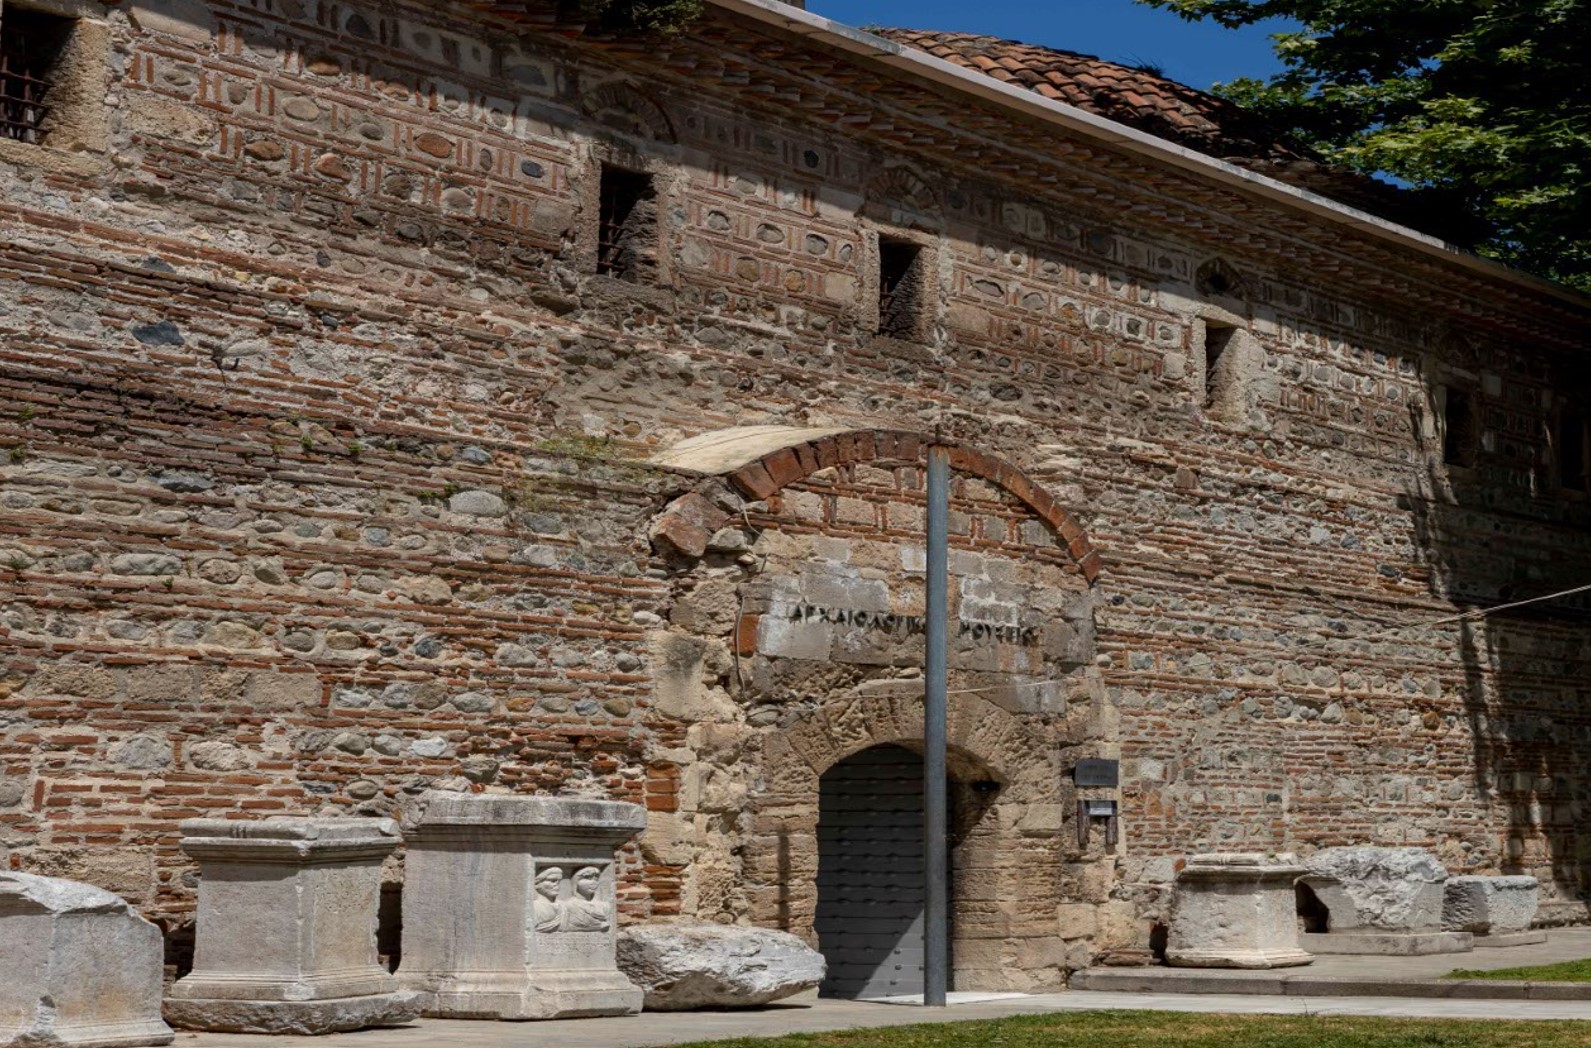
[0,872,174,1048]
[1443,876,1539,935]
[1300,847,1447,931]
[617,923,825,1010]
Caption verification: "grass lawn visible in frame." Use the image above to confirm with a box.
[1448,958,1591,982]
[674,1011,1590,1048]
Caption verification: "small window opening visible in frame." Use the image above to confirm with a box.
[877,236,925,339]
[0,6,75,145]
[1559,407,1587,491]
[1443,387,1477,467]
[595,164,657,282]
[1202,321,1238,409]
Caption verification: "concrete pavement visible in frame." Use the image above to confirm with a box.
[174,929,1591,1047]
[1074,928,1591,999]
[176,989,1591,1048]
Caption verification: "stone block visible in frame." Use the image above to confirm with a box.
[1300,847,1447,932]
[1165,853,1313,969]
[649,493,730,560]
[397,792,646,1020]
[0,872,174,1048]
[1442,875,1539,936]
[616,923,824,1009]
[165,818,420,1034]
[1299,930,1473,956]
[1055,902,1098,941]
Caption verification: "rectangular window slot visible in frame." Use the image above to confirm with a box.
[596,165,656,282]
[877,236,924,339]
[0,6,74,145]
[1560,408,1587,491]
[1202,322,1238,409]
[1443,387,1477,467]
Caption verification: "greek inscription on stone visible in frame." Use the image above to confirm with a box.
[786,603,1038,645]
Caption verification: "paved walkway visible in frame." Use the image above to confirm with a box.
[177,930,1591,1047]
[180,987,1591,1048]
[1075,928,1591,998]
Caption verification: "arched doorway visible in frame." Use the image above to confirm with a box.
[644,425,1112,991]
[815,744,943,999]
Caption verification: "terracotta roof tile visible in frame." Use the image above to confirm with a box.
[871,27,1482,238]
[874,27,1301,164]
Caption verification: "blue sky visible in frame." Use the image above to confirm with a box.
[808,0,1293,92]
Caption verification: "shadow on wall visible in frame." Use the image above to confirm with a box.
[1403,370,1591,924]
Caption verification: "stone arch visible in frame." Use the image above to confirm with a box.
[582,81,676,143]
[650,425,1101,582]
[758,685,1056,810]
[745,687,1062,957]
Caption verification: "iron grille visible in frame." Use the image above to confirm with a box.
[596,166,654,280]
[0,54,50,143]
[877,237,922,338]
[0,8,72,145]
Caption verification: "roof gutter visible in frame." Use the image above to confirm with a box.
[709,0,1589,312]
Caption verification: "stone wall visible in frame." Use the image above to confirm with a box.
[0,0,1588,985]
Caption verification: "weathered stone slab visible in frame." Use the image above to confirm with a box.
[0,872,174,1048]
[616,923,826,1009]
[1300,847,1448,932]
[165,818,420,1034]
[397,792,646,1020]
[1299,930,1473,956]
[1165,853,1313,969]
[1443,875,1540,937]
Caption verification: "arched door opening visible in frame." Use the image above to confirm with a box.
[816,744,939,999]
[814,744,1001,999]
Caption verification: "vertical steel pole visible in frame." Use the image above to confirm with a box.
[923,444,950,1008]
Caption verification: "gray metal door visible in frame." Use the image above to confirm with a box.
[815,744,940,999]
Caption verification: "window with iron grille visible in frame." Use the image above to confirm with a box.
[1559,407,1588,492]
[877,236,924,339]
[0,5,75,146]
[1201,320,1238,410]
[596,165,656,282]
[1443,386,1478,467]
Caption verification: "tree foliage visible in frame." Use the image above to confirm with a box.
[1143,0,1591,291]
[578,0,703,34]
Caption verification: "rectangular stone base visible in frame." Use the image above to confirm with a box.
[1300,931,1474,956]
[1472,930,1549,948]
[414,970,642,1021]
[1166,946,1315,969]
[0,1017,175,1048]
[162,991,422,1035]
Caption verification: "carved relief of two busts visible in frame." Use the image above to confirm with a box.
[532,865,611,933]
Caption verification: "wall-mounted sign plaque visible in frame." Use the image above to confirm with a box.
[1073,759,1120,788]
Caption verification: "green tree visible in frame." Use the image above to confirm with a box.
[1143,0,1591,291]
[578,0,702,33]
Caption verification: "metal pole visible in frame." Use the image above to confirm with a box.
[923,444,950,1007]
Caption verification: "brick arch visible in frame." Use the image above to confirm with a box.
[651,426,1101,582]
